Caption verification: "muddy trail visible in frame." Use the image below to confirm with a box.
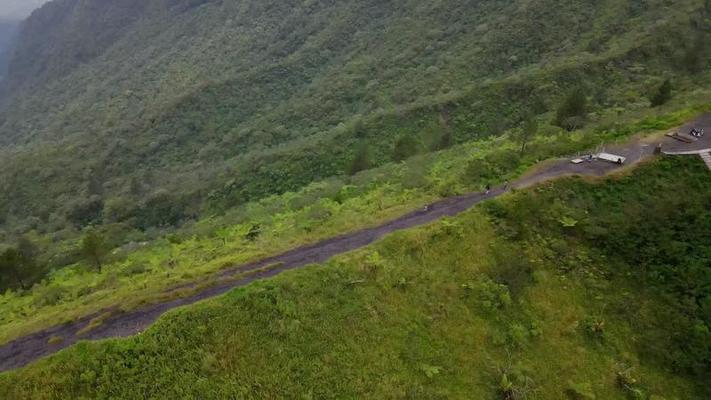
[1,115,710,373]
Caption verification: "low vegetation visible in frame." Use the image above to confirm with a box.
[1,156,708,399]
[1,103,707,345]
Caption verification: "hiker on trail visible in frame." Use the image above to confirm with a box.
[503,181,509,190]
[485,183,491,194]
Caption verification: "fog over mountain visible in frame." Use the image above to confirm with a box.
[0,20,17,80]
[0,0,47,79]
[0,0,49,19]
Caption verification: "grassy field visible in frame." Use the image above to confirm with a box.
[1,156,709,399]
[1,102,708,346]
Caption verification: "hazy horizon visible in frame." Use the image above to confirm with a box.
[0,0,49,20]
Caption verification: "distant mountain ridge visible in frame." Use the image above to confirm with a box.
[0,0,49,19]
[3,0,147,94]
[0,19,19,80]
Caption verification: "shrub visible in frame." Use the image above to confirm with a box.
[419,364,442,379]
[499,373,514,399]
[464,158,494,183]
[306,203,331,222]
[34,285,67,307]
[581,315,606,341]
[0,247,33,290]
[364,251,386,277]
[472,277,512,312]
[97,273,120,290]
[245,224,262,241]
[490,246,534,298]
[120,262,148,276]
[485,150,521,176]
[497,364,536,400]
[81,229,109,272]
[616,366,645,398]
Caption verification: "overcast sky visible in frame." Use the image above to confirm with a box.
[0,0,49,20]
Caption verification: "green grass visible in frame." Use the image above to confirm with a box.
[1,103,709,346]
[1,156,708,399]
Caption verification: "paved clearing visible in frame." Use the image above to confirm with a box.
[1,115,710,373]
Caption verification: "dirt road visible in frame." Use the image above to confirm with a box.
[1,115,709,373]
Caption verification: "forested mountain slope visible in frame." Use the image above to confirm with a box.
[0,0,709,279]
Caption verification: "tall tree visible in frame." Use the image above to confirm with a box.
[81,229,108,272]
[518,115,538,156]
[0,248,27,290]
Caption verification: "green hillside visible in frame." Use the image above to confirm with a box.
[2,156,709,399]
[0,1,710,395]
[0,0,709,264]
[0,107,705,347]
